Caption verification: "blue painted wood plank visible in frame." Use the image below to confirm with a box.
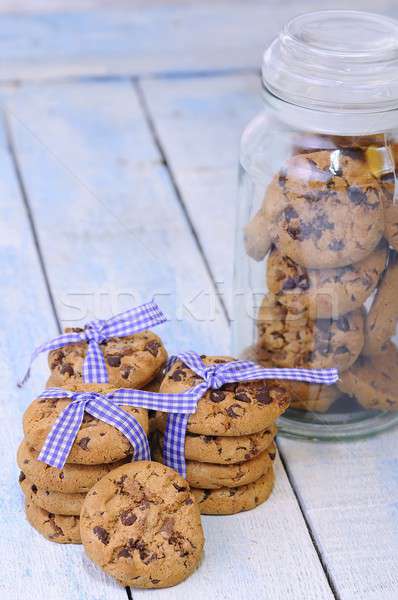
[0,0,396,81]
[0,117,126,600]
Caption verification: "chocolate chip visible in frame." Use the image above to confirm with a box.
[347,186,367,206]
[202,435,214,444]
[226,404,244,418]
[235,391,250,403]
[209,390,225,403]
[121,367,131,380]
[107,354,121,367]
[145,341,160,357]
[184,498,194,505]
[19,472,26,483]
[120,510,137,526]
[336,316,350,331]
[170,368,185,382]
[60,363,74,376]
[284,206,299,221]
[341,147,365,161]
[93,526,110,545]
[328,239,345,251]
[160,517,175,538]
[335,345,349,354]
[282,277,297,290]
[118,547,131,558]
[173,482,187,492]
[151,579,160,584]
[256,388,272,405]
[78,437,90,451]
[278,169,287,188]
[223,382,237,392]
[31,484,38,494]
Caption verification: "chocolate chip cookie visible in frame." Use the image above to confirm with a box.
[19,472,85,516]
[192,467,275,515]
[160,356,291,436]
[289,383,340,413]
[157,425,277,464]
[17,439,130,493]
[257,295,364,371]
[80,461,204,589]
[23,384,148,464]
[185,445,274,489]
[48,330,167,389]
[25,499,81,544]
[267,241,387,319]
[244,208,272,261]
[338,342,398,411]
[263,150,385,268]
[364,251,398,355]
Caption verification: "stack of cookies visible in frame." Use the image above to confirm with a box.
[17,330,168,544]
[245,139,398,414]
[152,355,291,515]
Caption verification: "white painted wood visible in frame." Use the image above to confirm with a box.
[4,79,336,597]
[0,119,126,599]
[139,75,261,306]
[279,433,398,600]
[0,0,396,81]
[136,457,335,600]
[4,80,228,355]
[140,71,398,599]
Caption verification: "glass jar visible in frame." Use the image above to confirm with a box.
[233,10,398,439]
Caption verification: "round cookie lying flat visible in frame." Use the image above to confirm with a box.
[186,445,274,489]
[364,252,398,355]
[48,330,167,389]
[263,150,385,268]
[257,295,364,371]
[192,467,275,515]
[80,461,204,589]
[157,425,277,464]
[23,384,148,464]
[17,439,130,494]
[160,356,291,436]
[267,241,387,319]
[19,472,85,516]
[338,343,398,411]
[25,499,81,544]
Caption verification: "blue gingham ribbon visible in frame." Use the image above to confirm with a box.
[19,301,167,386]
[37,385,200,469]
[161,352,339,477]
[37,354,338,475]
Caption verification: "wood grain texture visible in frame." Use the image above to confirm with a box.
[139,75,261,307]
[140,71,398,599]
[4,80,228,355]
[0,0,396,81]
[0,118,126,600]
[3,78,336,598]
[280,434,398,600]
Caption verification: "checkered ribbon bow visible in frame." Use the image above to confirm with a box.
[161,352,339,477]
[19,301,167,386]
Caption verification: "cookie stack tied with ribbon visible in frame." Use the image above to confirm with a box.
[152,352,338,515]
[245,143,395,413]
[17,301,168,544]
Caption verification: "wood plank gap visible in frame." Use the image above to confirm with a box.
[125,586,133,600]
[0,67,258,89]
[277,443,340,600]
[134,78,230,325]
[3,112,61,333]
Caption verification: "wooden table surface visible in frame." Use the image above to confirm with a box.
[2,1,398,599]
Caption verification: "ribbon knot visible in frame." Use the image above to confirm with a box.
[84,320,107,344]
[203,365,224,389]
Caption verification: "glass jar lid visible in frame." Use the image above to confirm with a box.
[262,10,398,113]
